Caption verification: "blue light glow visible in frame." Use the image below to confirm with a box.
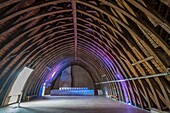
[50,88,94,96]
[38,84,43,96]
[128,102,132,105]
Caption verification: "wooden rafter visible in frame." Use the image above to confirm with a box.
[0,0,169,112]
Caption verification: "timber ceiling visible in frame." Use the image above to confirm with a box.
[0,0,170,112]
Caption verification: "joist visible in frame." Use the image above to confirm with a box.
[132,56,154,66]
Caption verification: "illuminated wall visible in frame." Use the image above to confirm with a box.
[52,65,94,90]
[59,66,72,87]
[72,65,94,90]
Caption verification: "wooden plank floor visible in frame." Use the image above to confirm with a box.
[0,96,150,113]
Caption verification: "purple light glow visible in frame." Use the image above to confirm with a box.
[44,58,75,87]
[86,29,92,33]
[51,71,56,78]
[101,53,129,103]
[46,65,60,81]
[67,3,71,7]
[85,37,129,103]
[44,62,63,88]
[116,72,129,103]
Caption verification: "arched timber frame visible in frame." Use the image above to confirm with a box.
[0,0,170,112]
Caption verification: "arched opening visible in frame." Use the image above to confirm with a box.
[44,65,95,96]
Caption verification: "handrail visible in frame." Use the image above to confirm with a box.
[96,72,170,85]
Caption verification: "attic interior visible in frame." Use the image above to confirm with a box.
[0,0,170,113]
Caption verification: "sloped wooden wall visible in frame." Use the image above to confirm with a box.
[0,0,169,112]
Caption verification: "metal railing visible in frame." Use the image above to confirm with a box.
[96,72,170,85]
